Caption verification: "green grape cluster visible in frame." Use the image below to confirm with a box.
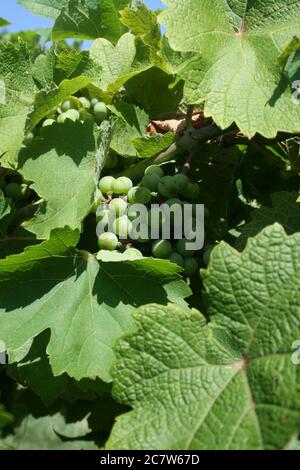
[23,95,109,147]
[95,165,205,276]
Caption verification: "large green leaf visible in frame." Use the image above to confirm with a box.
[0,228,191,382]
[0,42,36,166]
[90,33,154,101]
[18,121,97,239]
[52,0,129,42]
[160,0,300,138]
[18,0,69,18]
[107,225,300,450]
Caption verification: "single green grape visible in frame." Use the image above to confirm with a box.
[124,248,143,260]
[183,257,198,277]
[5,183,29,200]
[64,109,81,122]
[93,102,108,124]
[128,187,152,204]
[169,252,184,267]
[42,119,55,128]
[144,165,164,178]
[203,245,214,266]
[98,232,119,251]
[104,154,118,169]
[142,174,160,192]
[158,176,177,198]
[176,239,195,257]
[112,177,133,195]
[113,215,132,238]
[99,176,115,194]
[152,240,173,259]
[23,132,34,147]
[61,97,79,112]
[165,198,182,208]
[173,173,189,193]
[91,97,99,107]
[109,198,127,216]
[185,182,200,201]
[79,96,91,109]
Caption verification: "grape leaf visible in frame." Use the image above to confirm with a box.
[90,32,154,101]
[0,42,36,166]
[120,3,161,51]
[132,132,176,159]
[18,0,69,18]
[125,67,184,119]
[236,192,300,249]
[107,225,300,450]
[0,227,191,382]
[110,103,149,157]
[52,0,129,42]
[160,0,300,138]
[0,413,97,450]
[18,121,97,239]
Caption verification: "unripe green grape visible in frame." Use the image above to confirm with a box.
[64,109,81,122]
[23,132,34,146]
[96,208,110,227]
[113,215,132,238]
[158,176,177,198]
[79,96,91,109]
[183,257,198,277]
[124,248,143,260]
[152,240,173,259]
[42,119,55,128]
[109,198,127,216]
[5,183,29,200]
[169,252,184,267]
[128,187,152,204]
[61,97,79,112]
[142,174,160,192]
[144,165,164,178]
[99,176,115,194]
[203,245,214,266]
[98,232,119,251]
[173,173,189,193]
[93,102,108,124]
[104,154,118,169]
[185,182,200,201]
[91,98,99,107]
[112,177,133,195]
[176,239,195,257]
[165,198,182,208]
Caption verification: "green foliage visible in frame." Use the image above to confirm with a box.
[0,0,299,451]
